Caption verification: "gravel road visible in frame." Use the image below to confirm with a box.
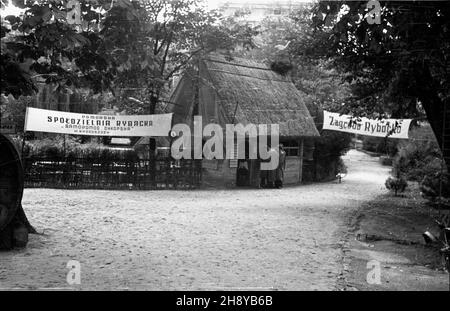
[0,149,390,290]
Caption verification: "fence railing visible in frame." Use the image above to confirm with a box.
[23,156,202,190]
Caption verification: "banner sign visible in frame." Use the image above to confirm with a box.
[0,119,16,134]
[323,111,412,139]
[24,107,173,137]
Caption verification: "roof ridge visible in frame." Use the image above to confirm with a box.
[204,56,271,71]
[207,68,291,83]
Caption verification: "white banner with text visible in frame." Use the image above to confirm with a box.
[323,111,412,139]
[24,107,173,136]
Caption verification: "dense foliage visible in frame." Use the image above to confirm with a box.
[0,94,32,130]
[1,0,256,114]
[299,1,449,116]
[18,135,139,160]
[362,135,398,157]
[389,124,449,200]
[290,1,449,173]
[393,125,443,182]
[420,172,450,201]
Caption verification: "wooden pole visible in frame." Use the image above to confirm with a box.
[63,134,67,158]
[21,132,26,162]
[298,138,304,183]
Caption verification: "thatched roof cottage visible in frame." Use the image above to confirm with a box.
[165,53,320,187]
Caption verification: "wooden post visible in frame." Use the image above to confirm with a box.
[21,132,26,162]
[298,138,304,183]
[63,134,66,158]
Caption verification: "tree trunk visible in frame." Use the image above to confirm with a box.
[417,67,450,173]
[421,97,450,174]
[148,94,158,187]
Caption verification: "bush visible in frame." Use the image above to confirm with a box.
[393,124,443,182]
[362,136,398,156]
[302,104,352,182]
[23,137,138,161]
[0,95,33,131]
[310,131,351,182]
[385,176,408,196]
[389,123,450,202]
[420,172,450,200]
[314,131,352,159]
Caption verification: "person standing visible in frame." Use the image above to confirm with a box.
[265,146,279,188]
[260,157,268,188]
[275,144,286,189]
[237,160,249,187]
[259,146,272,188]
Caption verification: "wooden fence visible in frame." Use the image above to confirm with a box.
[23,156,202,190]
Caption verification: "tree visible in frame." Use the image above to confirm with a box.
[1,0,117,97]
[101,0,259,115]
[1,0,105,245]
[234,8,352,168]
[1,0,255,112]
[1,0,257,188]
[290,1,449,170]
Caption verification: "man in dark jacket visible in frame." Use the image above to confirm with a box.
[274,144,286,189]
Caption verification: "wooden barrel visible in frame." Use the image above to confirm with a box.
[0,134,24,232]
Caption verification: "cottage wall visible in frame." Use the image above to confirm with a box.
[201,155,307,187]
[284,156,301,184]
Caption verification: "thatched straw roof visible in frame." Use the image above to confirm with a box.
[169,53,319,138]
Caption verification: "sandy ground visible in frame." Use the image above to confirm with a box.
[0,150,392,290]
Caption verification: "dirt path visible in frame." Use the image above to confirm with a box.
[0,150,390,290]
[342,181,449,291]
